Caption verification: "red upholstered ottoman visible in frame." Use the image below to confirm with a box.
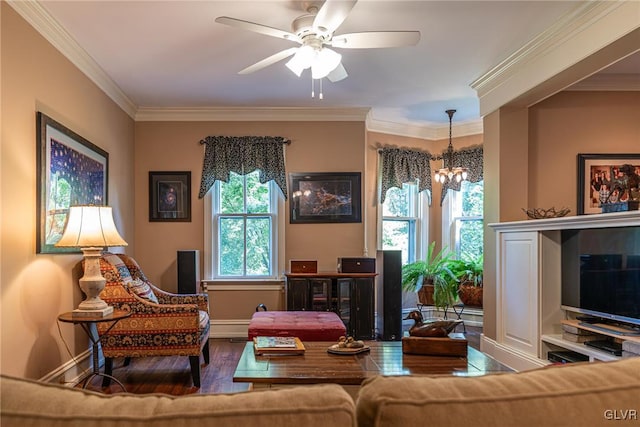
[248,311,346,341]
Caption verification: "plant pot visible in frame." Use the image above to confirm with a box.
[458,282,483,307]
[417,284,435,306]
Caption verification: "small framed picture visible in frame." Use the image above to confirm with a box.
[577,153,640,215]
[289,172,361,224]
[149,171,191,222]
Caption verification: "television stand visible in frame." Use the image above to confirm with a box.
[578,321,640,336]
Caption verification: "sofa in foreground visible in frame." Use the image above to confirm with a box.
[2,357,639,427]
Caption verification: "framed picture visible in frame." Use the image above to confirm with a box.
[289,172,361,224]
[577,153,640,215]
[149,171,191,222]
[36,112,108,254]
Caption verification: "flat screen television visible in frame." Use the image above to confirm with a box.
[561,226,640,326]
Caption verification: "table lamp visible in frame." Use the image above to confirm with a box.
[55,205,128,317]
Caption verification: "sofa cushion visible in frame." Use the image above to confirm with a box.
[0,375,356,427]
[356,357,640,427]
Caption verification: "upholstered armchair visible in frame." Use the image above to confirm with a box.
[92,253,210,387]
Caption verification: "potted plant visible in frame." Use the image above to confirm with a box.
[451,254,483,307]
[401,242,458,310]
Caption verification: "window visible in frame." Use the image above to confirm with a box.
[443,180,484,260]
[381,183,429,264]
[208,171,280,279]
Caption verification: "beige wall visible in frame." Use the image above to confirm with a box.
[365,131,484,253]
[482,90,640,342]
[1,4,135,379]
[134,121,366,319]
[528,91,640,210]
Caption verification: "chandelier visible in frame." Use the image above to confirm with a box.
[434,109,468,184]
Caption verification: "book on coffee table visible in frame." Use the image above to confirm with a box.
[253,336,305,355]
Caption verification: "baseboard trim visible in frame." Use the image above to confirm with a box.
[480,335,547,372]
[211,319,250,339]
[41,349,92,386]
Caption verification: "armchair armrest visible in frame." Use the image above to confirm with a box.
[149,283,209,312]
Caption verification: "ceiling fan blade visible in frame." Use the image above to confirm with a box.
[313,0,357,34]
[327,63,348,82]
[215,16,298,42]
[238,47,299,74]
[331,31,420,49]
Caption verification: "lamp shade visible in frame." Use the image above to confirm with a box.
[55,205,128,248]
[311,48,341,79]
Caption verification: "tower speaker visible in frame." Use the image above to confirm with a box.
[177,250,200,294]
[376,250,403,341]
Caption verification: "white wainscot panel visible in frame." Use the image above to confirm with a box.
[499,232,539,357]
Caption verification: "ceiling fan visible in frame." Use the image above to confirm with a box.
[215,0,420,83]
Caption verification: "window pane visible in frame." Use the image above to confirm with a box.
[382,220,411,264]
[383,185,410,217]
[246,217,271,275]
[220,172,244,214]
[245,171,270,214]
[459,218,484,260]
[219,217,244,275]
[461,181,483,217]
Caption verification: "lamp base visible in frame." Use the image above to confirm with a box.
[72,305,114,318]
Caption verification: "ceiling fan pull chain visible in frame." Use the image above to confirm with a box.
[311,74,315,98]
[319,78,323,100]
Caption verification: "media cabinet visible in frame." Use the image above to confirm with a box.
[285,272,375,340]
[488,211,640,371]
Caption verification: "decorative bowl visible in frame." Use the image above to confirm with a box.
[522,207,570,220]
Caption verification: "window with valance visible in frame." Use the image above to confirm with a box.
[379,147,433,204]
[198,136,289,200]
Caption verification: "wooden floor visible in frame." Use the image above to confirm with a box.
[91,326,484,395]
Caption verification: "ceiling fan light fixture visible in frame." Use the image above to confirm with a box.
[285,45,315,76]
[311,47,341,79]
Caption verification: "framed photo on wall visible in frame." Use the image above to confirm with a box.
[577,153,640,215]
[36,112,109,254]
[289,172,361,224]
[149,171,191,222]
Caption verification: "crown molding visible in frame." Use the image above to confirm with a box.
[8,0,138,118]
[12,0,478,137]
[471,1,619,95]
[567,73,640,91]
[134,107,371,122]
[366,115,483,140]
[470,1,639,116]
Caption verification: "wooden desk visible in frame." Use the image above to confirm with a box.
[233,340,513,393]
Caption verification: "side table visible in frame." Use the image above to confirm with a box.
[58,310,131,391]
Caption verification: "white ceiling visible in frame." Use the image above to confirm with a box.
[19,1,638,131]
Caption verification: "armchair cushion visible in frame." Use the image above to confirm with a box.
[128,278,159,304]
[96,252,209,358]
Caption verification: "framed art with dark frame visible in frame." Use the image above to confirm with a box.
[289,172,361,224]
[149,171,191,222]
[36,112,109,254]
[577,153,640,215]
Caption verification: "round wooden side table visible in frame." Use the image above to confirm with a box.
[58,310,131,392]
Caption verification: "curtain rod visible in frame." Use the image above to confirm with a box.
[199,136,291,145]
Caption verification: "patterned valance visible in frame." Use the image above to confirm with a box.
[380,148,433,204]
[379,145,484,206]
[437,145,483,205]
[198,136,289,199]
